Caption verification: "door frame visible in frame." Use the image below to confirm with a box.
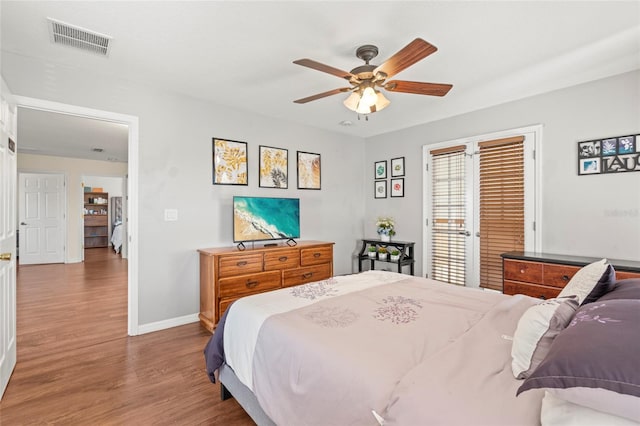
[422,124,543,284]
[17,171,67,264]
[15,96,140,336]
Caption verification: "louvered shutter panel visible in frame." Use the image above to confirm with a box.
[430,145,466,285]
[478,136,525,291]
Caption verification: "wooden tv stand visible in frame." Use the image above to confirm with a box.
[198,241,334,332]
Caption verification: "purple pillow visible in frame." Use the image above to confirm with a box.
[517,299,640,421]
[597,278,640,302]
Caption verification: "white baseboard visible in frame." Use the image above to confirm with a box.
[66,256,83,264]
[137,313,199,335]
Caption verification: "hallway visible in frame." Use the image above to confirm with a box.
[0,248,252,424]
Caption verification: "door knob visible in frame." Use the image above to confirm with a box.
[0,252,11,261]
[20,222,27,225]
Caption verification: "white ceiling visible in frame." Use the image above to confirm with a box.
[2,1,639,160]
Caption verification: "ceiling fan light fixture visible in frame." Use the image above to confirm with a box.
[343,91,361,111]
[344,88,391,114]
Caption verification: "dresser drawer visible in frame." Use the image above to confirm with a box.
[219,270,281,297]
[264,249,300,271]
[300,246,333,266]
[283,263,332,287]
[542,264,580,288]
[84,215,107,226]
[218,254,263,277]
[503,259,543,284]
[616,270,640,280]
[504,280,561,300]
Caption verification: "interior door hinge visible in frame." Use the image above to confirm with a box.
[532,149,536,160]
[425,163,429,172]
[425,218,429,227]
[533,221,536,231]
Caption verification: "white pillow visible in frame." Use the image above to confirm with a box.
[557,258,613,305]
[541,391,640,426]
[511,296,578,379]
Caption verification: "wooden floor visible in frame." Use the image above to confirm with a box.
[0,248,253,425]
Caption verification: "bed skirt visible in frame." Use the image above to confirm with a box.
[219,363,275,426]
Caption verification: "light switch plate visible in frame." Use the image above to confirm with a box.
[164,209,178,221]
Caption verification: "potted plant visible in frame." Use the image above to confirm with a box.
[377,246,388,261]
[390,249,401,262]
[367,246,377,258]
[376,216,396,242]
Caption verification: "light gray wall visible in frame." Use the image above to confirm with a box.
[365,70,640,277]
[2,53,366,327]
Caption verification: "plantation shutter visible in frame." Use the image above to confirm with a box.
[478,136,525,291]
[430,145,466,285]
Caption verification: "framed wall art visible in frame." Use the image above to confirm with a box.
[391,157,405,177]
[374,180,387,199]
[374,160,387,179]
[390,178,404,197]
[213,138,248,185]
[259,145,288,188]
[297,151,321,189]
[578,134,640,175]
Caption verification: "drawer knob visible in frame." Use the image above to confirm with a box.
[562,275,570,281]
[303,272,313,279]
[313,253,321,258]
[237,261,248,266]
[279,256,288,262]
[520,268,525,274]
[246,280,258,289]
[539,295,546,300]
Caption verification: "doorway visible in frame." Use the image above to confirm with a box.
[18,172,65,265]
[422,125,542,289]
[14,96,140,335]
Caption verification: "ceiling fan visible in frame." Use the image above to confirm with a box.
[293,38,453,115]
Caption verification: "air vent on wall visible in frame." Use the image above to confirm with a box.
[47,18,112,56]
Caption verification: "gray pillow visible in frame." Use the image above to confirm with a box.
[511,296,579,379]
[517,299,640,422]
[557,259,615,305]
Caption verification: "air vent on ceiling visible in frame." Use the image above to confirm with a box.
[47,18,112,56]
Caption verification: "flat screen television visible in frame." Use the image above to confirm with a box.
[233,196,300,243]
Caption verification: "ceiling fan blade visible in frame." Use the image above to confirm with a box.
[293,59,354,80]
[374,38,438,79]
[293,87,351,104]
[384,80,453,97]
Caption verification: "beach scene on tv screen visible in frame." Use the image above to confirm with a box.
[234,197,300,242]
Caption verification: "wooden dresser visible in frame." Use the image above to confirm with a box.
[198,241,334,332]
[502,252,640,299]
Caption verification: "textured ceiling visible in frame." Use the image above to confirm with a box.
[2,1,639,160]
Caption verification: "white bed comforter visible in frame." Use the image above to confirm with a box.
[222,270,544,426]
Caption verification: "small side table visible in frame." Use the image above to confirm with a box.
[357,239,415,275]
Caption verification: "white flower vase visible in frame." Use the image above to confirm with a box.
[390,254,400,262]
[380,234,390,242]
[378,253,388,261]
[368,251,377,258]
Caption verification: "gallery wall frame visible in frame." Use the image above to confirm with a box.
[390,178,404,197]
[213,138,248,185]
[391,157,405,177]
[374,160,387,179]
[578,134,640,175]
[297,151,321,190]
[374,180,387,199]
[259,145,288,189]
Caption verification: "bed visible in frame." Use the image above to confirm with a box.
[204,267,640,426]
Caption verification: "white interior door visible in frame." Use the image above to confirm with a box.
[0,81,18,400]
[18,173,65,265]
